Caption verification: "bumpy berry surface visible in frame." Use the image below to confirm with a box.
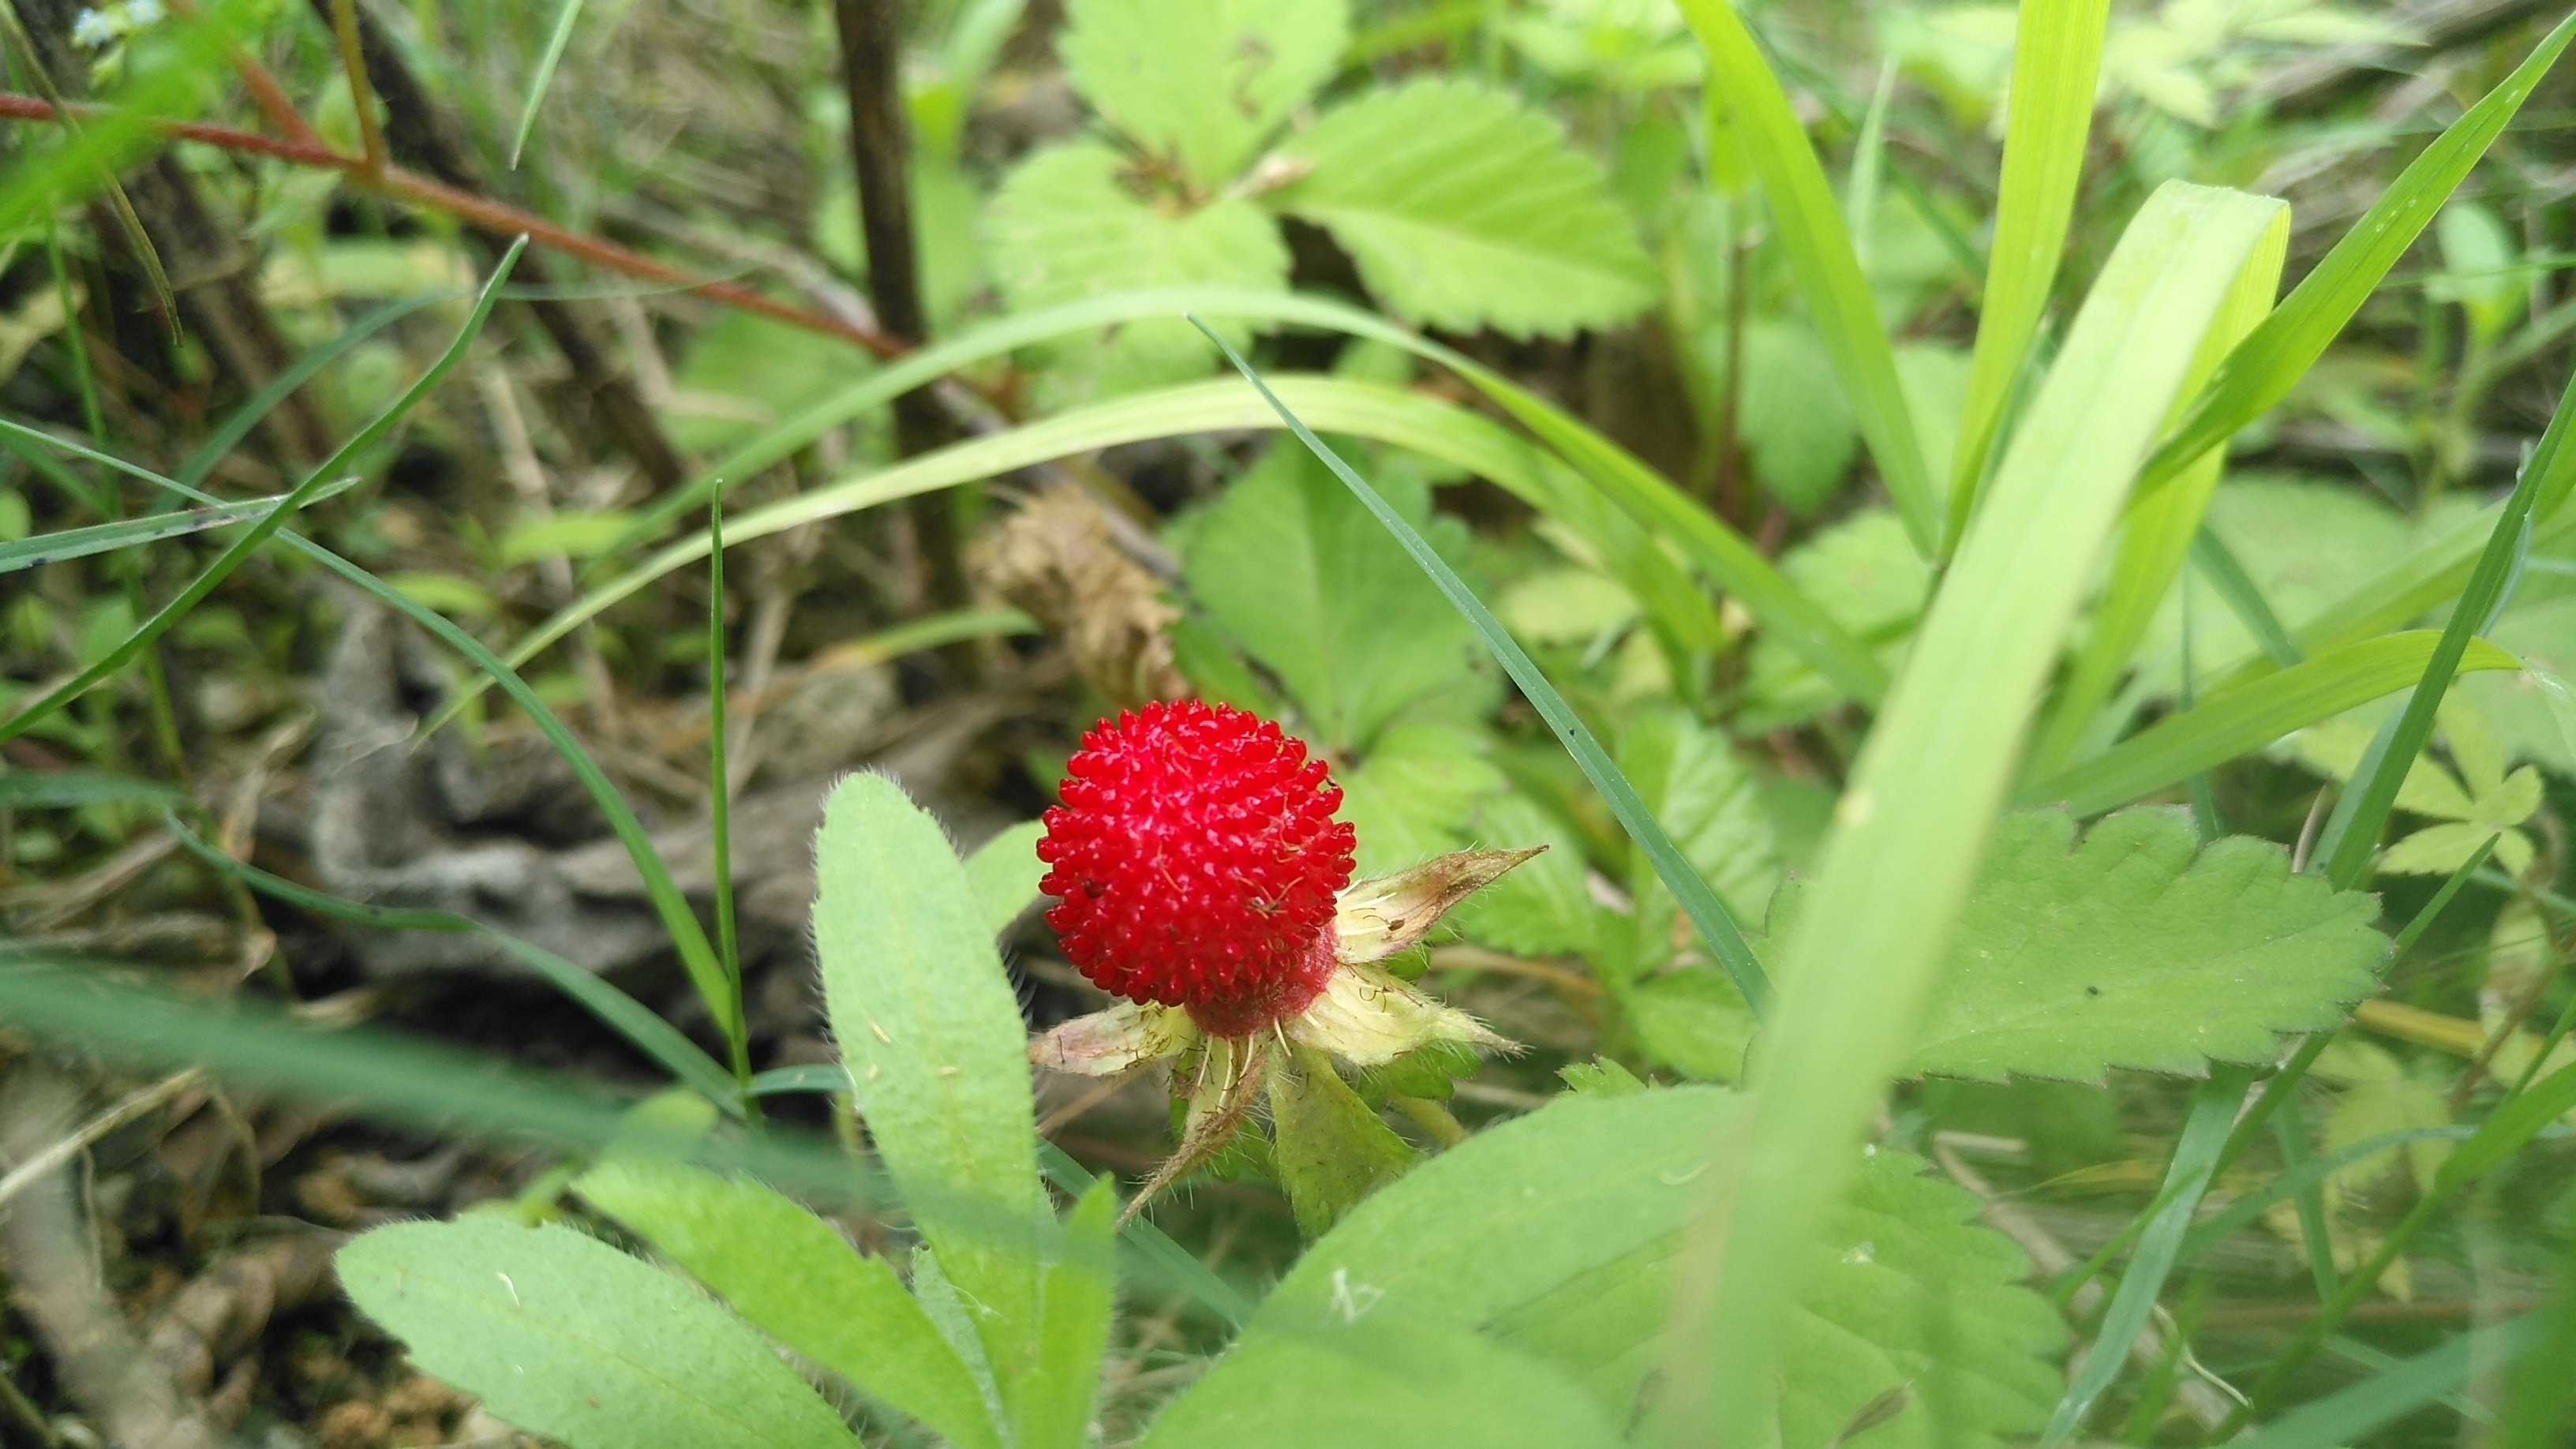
[1038,701,1356,1036]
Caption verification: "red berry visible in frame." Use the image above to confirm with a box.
[1038,701,1357,1036]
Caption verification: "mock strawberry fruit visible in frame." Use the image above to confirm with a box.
[1038,699,1357,1035]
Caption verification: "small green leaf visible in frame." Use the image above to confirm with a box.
[987,143,1289,400]
[965,820,1048,936]
[1625,966,1755,1081]
[1618,706,1781,932]
[1271,79,1658,339]
[337,1217,858,1449]
[812,773,1048,1384]
[1742,507,1930,729]
[1881,807,2385,1082]
[1059,0,1348,189]
[1183,442,1481,752]
[1732,318,1857,514]
[1268,1046,1417,1239]
[499,509,639,567]
[1454,791,1598,958]
[575,1155,1000,1449]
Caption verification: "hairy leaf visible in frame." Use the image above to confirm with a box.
[338,1218,856,1449]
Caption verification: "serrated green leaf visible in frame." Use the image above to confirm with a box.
[1626,966,1756,1080]
[1454,791,1598,957]
[1271,79,1657,339]
[812,774,1047,1386]
[1184,442,1481,752]
[1333,722,1510,875]
[987,143,1289,398]
[1891,807,2384,1081]
[1618,706,1780,930]
[337,1218,858,1449]
[574,1155,999,1449]
[1059,0,1348,188]
[1742,507,1930,728]
[1269,1046,1418,1238]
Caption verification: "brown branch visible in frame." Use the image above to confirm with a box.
[0,91,909,360]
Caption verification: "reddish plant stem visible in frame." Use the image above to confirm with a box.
[0,90,909,360]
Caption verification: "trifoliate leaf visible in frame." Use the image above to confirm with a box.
[1271,80,1658,338]
[2315,1039,2455,1196]
[2138,474,2412,686]
[984,141,1289,399]
[1882,807,2387,1082]
[1059,0,1349,189]
[1184,443,1483,754]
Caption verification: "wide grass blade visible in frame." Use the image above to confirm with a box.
[159,809,742,1110]
[510,0,589,168]
[0,241,526,744]
[1946,0,2112,548]
[1673,0,1941,553]
[1654,182,2287,1447]
[2020,632,2521,816]
[1194,320,1774,1017]
[2026,213,2286,779]
[2134,10,2576,504]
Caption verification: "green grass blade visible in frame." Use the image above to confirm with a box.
[174,292,457,491]
[706,503,747,1087]
[2020,632,2521,816]
[2044,1065,2252,1441]
[483,375,1834,728]
[0,240,527,743]
[1194,319,1773,1017]
[2135,10,2576,504]
[599,286,1855,702]
[1655,183,2286,1447]
[2501,1234,2576,1449]
[1946,0,2111,549]
[158,809,742,1110]
[2233,1317,2540,1449]
[0,770,186,810]
[0,479,356,575]
[509,0,589,168]
[2191,526,2302,668]
[1673,0,1940,553]
[2318,361,2576,889]
[2027,213,2286,779]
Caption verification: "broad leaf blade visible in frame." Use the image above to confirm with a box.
[337,1218,859,1449]
[812,773,1048,1381]
[575,1155,1002,1449]
[966,820,1048,936]
[1014,1180,1118,1449]
[1895,807,2384,1081]
[1271,79,1658,339]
